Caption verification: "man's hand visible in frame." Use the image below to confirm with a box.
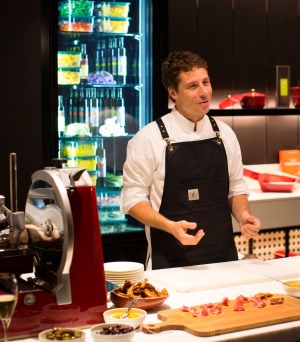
[170,220,205,245]
[240,214,261,240]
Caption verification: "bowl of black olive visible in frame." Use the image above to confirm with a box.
[90,323,135,341]
[39,327,85,341]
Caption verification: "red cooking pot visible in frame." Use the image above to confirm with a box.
[290,86,300,96]
[292,96,300,108]
[240,89,268,109]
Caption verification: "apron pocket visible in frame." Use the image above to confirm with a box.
[178,177,228,209]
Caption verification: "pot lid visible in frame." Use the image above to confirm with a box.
[218,94,244,108]
[243,89,266,97]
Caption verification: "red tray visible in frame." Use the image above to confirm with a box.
[243,169,297,192]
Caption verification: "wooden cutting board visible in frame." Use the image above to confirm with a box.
[142,294,300,337]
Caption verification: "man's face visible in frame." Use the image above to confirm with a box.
[168,68,212,122]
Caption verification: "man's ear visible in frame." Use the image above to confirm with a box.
[168,87,176,102]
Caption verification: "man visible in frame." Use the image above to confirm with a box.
[120,51,261,270]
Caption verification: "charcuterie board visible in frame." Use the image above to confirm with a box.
[142,294,300,337]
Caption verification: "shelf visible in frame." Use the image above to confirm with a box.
[209,108,300,116]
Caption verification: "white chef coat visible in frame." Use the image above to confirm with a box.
[120,108,249,269]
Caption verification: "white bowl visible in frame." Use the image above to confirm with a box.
[39,327,85,341]
[90,323,135,341]
[282,278,300,298]
[103,308,146,329]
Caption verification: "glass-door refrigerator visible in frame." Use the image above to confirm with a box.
[50,0,152,250]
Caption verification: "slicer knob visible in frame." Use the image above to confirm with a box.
[51,158,67,169]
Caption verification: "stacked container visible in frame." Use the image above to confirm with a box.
[58,0,95,33]
[94,2,131,33]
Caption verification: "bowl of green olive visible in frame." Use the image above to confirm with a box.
[39,327,85,341]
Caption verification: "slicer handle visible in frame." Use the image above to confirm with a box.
[51,158,67,169]
[69,169,86,187]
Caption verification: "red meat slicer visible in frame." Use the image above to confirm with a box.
[0,155,107,339]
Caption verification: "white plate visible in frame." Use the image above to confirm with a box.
[104,261,144,273]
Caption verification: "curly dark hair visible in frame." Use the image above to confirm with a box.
[162,51,208,91]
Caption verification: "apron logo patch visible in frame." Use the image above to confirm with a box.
[188,189,199,201]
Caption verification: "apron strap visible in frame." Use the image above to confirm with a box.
[156,117,174,152]
[156,115,222,149]
[208,116,222,144]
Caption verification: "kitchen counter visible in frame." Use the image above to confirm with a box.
[232,163,300,232]
[14,256,300,342]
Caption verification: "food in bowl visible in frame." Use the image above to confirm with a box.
[94,17,130,33]
[110,278,169,310]
[283,279,300,298]
[91,323,135,341]
[103,308,146,329]
[58,51,81,68]
[39,327,85,341]
[96,2,130,18]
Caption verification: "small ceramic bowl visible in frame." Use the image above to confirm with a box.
[103,308,146,329]
[282,278,300,298]
[90,323,135,341]
[39,327,85,341]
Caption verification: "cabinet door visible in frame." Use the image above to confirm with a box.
[168,0,198,52]
[198,0,232,92]
[233,0,266,93]
[267,0,299,87]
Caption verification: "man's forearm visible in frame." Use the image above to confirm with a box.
[128,202,173,233]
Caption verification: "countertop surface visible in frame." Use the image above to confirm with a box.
[10,164,300,341]
[14,256,300,342]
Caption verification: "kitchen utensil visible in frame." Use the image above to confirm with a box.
[240,89,269,108]
[120,298,138,318]
[264,274,288,285]
[218,94,244,109]
[142,294,300,337]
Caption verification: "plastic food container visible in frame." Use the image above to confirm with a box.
[58,51,81,68]
[58,67,80,85]
[94,17,130,33]
[59,16,94,32]
[59,0,94,16]
[61,140,98,157]
[95,2,130,18]
[67,156,98,171]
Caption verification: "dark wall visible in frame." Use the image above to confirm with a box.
[164,0,300,165]
[2,0,44,210]
[167,0,300,98]
[2,0,300,208]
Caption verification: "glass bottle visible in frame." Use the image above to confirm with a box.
[58,95,65,137]
[90,88,100,136]
[116,88,125,130]
[117,37,127,84]
[80,44,89,82]
[97,138,107,187]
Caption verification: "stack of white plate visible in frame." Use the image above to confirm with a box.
[104,261,145,285]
